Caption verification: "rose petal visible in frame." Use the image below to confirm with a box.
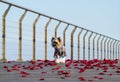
[109,73,113,76]
[93,75,99,78]
[89,80,93,82]
[79,76,86,81]
[116,70,120,73]
[99,77,104,80]
[40,77,44,80]
[99,72,105,75]
[7,69,12,72]
[4,65,8,68]
[41,71,47,74]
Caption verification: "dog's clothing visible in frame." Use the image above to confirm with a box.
[54,45,65,58]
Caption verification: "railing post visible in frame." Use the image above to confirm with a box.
[93,33,97,59]
[117,43,119,59]
[63,24,69,46]
[54,21,61,37]
[1,5,11,62]
[44,18,52,60]
[116,41,120,59]
[97,35,101,59]
[17,10,27,62]
[107,38,111,59]
[78,29,83,60]
[116,41,119,59]
[115,41,118,59]
[88,32,93,60]
[71,27,77,60]
[118,44,120,60]
[104,37,108,59]
[118,43,120,59]
[32,15,40,61]
[113,40,116,60]
[83,30,88,60]
[110,39,114,60]
[100,36,105,60]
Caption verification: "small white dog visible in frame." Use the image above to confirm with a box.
[51,37,66,63]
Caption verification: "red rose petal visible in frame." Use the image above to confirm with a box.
[99,72,105,75]
[12,68,20,71]
[79,68,85,73]
[93,75,99,78]
[109,73,113,76]
[116,70,120,73]
[20,71,30,75]
[89,80,93,82]
[40,77,44,81]
[73,64,78,66]
[99,77,104,80]
[7,61,11,63]
[96,68,99,70]
[7,68,12,72]
[41,71,47,74]
[4,65,8,68]
[79,76,86,81]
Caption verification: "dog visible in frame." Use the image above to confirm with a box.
[51,37,66,63]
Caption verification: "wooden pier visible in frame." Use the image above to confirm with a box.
[0,59,120,82]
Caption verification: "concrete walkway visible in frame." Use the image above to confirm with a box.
[0,59,120,82]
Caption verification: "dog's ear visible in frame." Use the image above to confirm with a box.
[57,37,61,42]
[51,37,55,41]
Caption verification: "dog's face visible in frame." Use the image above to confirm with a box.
[51,37,62,48]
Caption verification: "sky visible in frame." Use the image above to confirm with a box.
[0,0,120,60]
[3,0,120,39]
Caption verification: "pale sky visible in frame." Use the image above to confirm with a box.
[4,0,120,40]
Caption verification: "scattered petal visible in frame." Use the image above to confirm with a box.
[89,80,93,82]
[40,77,44,81]
[79,76,86,81]
[99,77,104,80]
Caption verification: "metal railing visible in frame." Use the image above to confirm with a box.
[0,1,120,62]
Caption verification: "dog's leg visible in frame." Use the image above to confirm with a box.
[59,57,65,63]
[62,57,66,63]
[55,57,60,64]
[55,58,59,63]
[59,57,62,63]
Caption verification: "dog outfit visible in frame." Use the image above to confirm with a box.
[54,45,65,58]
